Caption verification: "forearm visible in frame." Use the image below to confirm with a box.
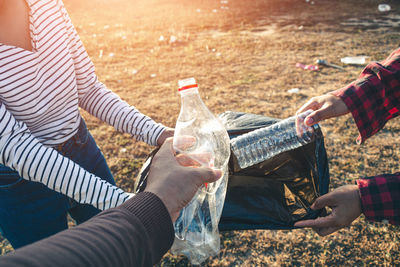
[79,79,166,146]
[0,103,129,210]
[357,173,400,224]
[61,2,165,146]
[332,47,400,144]
[0,192,175,267]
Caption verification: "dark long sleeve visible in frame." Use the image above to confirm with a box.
[0,192,174,267]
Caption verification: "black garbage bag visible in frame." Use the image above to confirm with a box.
[134,111,330,231]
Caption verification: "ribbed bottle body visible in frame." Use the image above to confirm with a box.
[231,110,314,169]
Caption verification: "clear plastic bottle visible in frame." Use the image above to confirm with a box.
[231,110,315,169]
[171,78,231,265]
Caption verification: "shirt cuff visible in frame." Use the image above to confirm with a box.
[120,192,174,264]
[331,84,365,144]
[142,122,166,146]
[357,175,400,225]
[153,124,167,146]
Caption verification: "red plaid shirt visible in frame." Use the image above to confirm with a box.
[332,47,400,225]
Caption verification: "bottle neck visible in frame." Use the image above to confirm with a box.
[178,87,207,117]
[179,88,202,106]
[178,87,199,97]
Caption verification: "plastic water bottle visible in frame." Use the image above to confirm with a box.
[231,110,315,169]
[340,56,367,65]
[171,78,231,265]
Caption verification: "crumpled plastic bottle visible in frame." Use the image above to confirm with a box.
[171,78,231,265]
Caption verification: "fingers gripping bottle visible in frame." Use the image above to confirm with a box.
[171,78,231,265]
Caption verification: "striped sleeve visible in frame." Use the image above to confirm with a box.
[59,2,165,146]
[0,101,130,210]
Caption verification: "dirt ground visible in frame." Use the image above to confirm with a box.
[1,0,400,265]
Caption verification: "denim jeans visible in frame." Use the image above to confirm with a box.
[0,118,116,249]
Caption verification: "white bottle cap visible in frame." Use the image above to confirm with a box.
[178,78,198,91]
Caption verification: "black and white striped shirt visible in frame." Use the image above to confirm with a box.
[0,0,165,209]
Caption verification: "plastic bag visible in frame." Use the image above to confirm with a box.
[218,111,329,230]
[134,111,330,251]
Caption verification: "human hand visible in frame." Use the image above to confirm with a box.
[144,138,222,222]
[157,127,175,146]
[294,184,362,236]
[297,93,349,126]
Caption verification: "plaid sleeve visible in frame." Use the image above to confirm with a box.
[357,174,400,225]
[332,48,400,144]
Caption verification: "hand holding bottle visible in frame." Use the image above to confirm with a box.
[144,138,222,222]
[173,135,213,168]
[296,93,349,126]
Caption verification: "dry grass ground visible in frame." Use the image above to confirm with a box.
[1,0,400,265]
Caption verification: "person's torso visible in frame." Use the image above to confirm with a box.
[0,0,81,145]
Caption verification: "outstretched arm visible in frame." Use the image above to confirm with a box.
[0,139,222,267]
[298,48,400,144]
[59,2,171,146]
[0,192,172,267]
[0,102,129,210]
